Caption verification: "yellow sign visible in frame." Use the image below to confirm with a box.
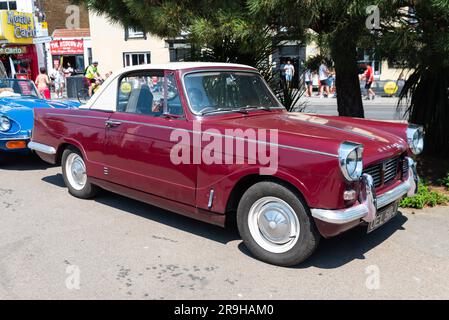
[120,82,132,94]
[384,81,399,95]
[0,11,35,44]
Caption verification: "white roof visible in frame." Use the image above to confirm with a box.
[84,62,258,109]
[117,62,257,73]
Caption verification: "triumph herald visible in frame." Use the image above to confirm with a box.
[29,63,422,266]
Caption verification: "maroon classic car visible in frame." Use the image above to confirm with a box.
[29,62,423,266]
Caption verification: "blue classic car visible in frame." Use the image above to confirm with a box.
[0,78,80,154]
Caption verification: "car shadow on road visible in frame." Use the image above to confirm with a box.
[42,172,240,244]
[41,171,409,265]
[94,191,241,245]
[238,212,408,269]
[0,153,55,171]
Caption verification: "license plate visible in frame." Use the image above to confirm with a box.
[367,201,399,233]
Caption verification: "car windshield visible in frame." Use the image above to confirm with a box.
[184,71,283,115]
[0,79,40,98]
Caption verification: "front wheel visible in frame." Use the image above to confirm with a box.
[237,181,320,266]
[61,147,98,199]
[77,88,90,104]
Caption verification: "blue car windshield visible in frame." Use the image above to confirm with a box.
[0,79,40,98]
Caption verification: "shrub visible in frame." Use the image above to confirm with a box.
[437,173,449,190]
[400,183,449,209]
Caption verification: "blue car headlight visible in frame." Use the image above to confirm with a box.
[0,115,11,132]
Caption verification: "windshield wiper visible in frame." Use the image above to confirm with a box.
[241,105,273,112]
[200,107,234,116]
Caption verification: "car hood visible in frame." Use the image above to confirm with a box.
[0,97,80,133]
[206,112,408,166]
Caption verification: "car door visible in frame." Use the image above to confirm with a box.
[102,70,196,206]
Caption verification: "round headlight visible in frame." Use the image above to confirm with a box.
[0,116,11,132]
[339,142,364,181]
[406,125,424,155]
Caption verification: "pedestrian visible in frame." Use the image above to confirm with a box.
[304,68,313,97]
[85,61,101,97]
[279,59,286,88]
[327,68,336,97]
[35,67,51,99]
[284,60,295,89]
[360,63,376,100]
[52,65,65,99]
[318,60,330,98]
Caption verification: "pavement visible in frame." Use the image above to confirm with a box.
[1,154,449,300]
[299,96,407,121]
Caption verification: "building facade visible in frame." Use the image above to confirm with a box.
[37,0,89,35]
[0,0,50,80]
[89,13,171,74]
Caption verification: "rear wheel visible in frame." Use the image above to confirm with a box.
[61,147,98,199]
[237,181,320,266]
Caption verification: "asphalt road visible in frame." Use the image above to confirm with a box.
[1,154,449,299]
[299,97,407,121]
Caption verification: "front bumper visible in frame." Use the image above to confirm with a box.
[311,157,419,225]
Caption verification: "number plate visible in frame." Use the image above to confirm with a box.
[367,201,399,233]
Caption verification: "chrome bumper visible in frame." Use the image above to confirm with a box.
[311,157,419,225]
[28,141,57,155]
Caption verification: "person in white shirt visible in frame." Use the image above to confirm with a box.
[304,69,313,97]
[318,60,330,98]
[284,60,295,88]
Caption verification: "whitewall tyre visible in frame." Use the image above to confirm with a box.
[237,181,320,266]
[61,146,99,199]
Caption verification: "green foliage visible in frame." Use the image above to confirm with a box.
[400,183,449,209]
[437,173,449,190]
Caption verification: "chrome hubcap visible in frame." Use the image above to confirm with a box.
[248,197,300,254]
[65,153,87,191]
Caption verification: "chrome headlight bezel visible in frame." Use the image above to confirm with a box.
[339,142,364,182]
[0,115,11,132]
[406,124,424,155]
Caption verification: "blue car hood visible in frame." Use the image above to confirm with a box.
[0,96,80,133]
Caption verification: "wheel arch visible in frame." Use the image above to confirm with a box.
[225,173,311,224]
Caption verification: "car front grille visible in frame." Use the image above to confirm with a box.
[363,156,403,188]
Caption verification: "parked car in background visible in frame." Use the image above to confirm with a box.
[29,63,422,266]
[0,79,80,155]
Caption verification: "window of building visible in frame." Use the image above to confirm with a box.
[125,27,146,40]
[0,1,17,10]
[123,52,151,67]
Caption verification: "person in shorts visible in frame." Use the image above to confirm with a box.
[85,61,101,97]
[318,60,330,98]
[284,60,295,88]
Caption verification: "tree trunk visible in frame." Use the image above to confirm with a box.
[331,32,364,118]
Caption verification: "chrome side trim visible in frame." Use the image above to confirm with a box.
[42,114,339,158]
[28,141,57,155]
[311,166,418,225]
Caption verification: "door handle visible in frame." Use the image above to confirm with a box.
[105,120,122,128]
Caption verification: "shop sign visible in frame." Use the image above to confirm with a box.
[50,39,84,55]
[0,11,36,44]
[0,46,28,55]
